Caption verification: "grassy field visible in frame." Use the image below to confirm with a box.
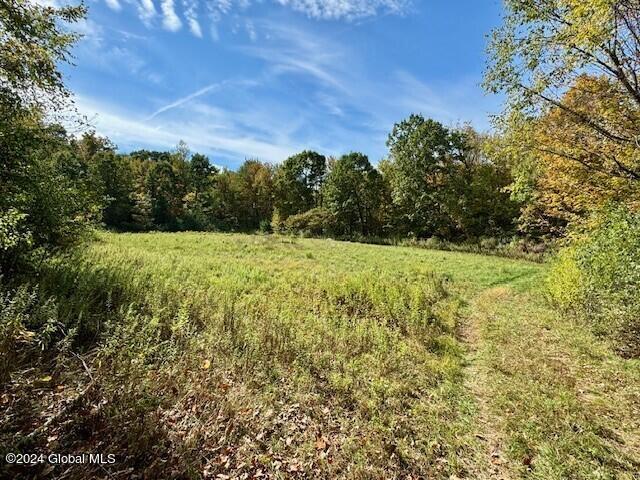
[2,232,639,479]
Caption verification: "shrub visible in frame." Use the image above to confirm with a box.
[258,219,272,234]
[0,282,62,383]
[547,205,640,357]
[0,209,33,271]
[284,207,333,236]
[270,208,284,234]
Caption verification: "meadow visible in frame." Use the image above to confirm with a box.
[2,232,638,479]
[3,1,640,478]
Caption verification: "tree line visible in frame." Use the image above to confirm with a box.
[71,118,518,241]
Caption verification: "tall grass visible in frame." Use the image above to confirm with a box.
[2,232,499,478]
[283,233,549,262]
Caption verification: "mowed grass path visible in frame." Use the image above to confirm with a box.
[19,232,639,479]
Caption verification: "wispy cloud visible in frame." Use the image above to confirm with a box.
[73,17,105,47]
[238,22,347,90]
[75,95,303,164]
[105,0,122,11]
[73,18,163,85]
[146,78,261,120]
[100,0,411,35]
[135,0,157,25]
[315,92,345,116]
[161,0,182,31]
[183,0,202,37]
[392,71,454,120]
[147,83,221,120]
[245,19,257,41]
[69,4,496,165]
[274,0,409,20]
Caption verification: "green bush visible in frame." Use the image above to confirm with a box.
[258,218,272,233]
[284,207,333,236]
[270,208,284,234]
[548,206,640,357]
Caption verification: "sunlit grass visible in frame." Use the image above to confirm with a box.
[12,232,635,480]
[31,231,543,478]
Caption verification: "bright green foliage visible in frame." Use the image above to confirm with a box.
[447,127,519,238]
[181,153,217,229]
[189,153,217,197]
[548,205,640,356]
[236,159,275,229]
[78,132,521,243]
[129,149,173,163]
[283,207,332,235]
[486,0,640,236]
[0,0,101,272]
[0,0,85,116]
[130,190,153,230]
[0,282,60,383]
[386,115,459,237]
[0,209,31,253]
[0,116,103,271]
[90,151,276,232]
[323,152,387,236]
[485,0,623,113]
[270,207,284,233]
[386,116,518,239]
[203,160,275,231]
[273,150,326,218]
[209,169,244,230]
[77,133,136,229]
[146,159,183,229]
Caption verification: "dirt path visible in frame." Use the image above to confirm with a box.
[460,287,512,480]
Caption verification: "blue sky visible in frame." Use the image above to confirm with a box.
[62,0,504,168]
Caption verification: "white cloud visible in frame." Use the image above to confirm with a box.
[93,0,411,35]
[183,0,202,37]
[73,22,163,85]
[30,0,62,7]
[105,0,122,11]
[210,23,220,41]
[75,95,302,163]
[392,71,454,120]
[136,0,157,25]
[274,0,409,20]
[187,16,202,37]
[238,22,347,90]
[245,19,257,41]
[147,78,261,119]
[67,5,496,165]
[206,0,234,25]
[315,92,344,116]
[161,0,182,31]
[74,18,105,47]
[147,83,222,119]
